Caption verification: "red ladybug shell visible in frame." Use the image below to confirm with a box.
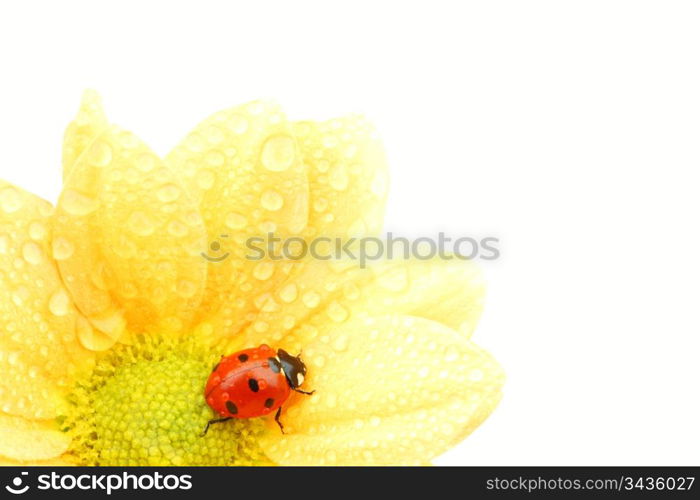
[205,344,291,419]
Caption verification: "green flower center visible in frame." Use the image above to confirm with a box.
[60,337,268,466]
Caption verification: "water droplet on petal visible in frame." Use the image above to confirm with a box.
[52,237,75,260]
[326,301,348,323]
[261,135,296,172]
[228,114,249,134]
[49,289,71,316]
[253,261,274,280]
[332,333,350,351]
[279,283,298,303]
[88,140,113,167]
[196,169,216,190]
[135,153,157,172]
[156,184,181,203]
[302,291,321,308]
[176,280,198,299]
[329,164,349,191]
[28,222,47,241]
[225,212,248,230]
[22,242,43,265]
[313,198,328,213]
[76,316,113,351]
[167,220,188,237]
[127,211,155,236]
[261,190,284,211]
[60,190,99,216]
[0,186,23,213]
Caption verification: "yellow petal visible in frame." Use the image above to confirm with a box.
[0,456,74,466]
[245,257,484,352]
[62,90,108,182]
[0,413,70,461]
[294,116,388,238]
[165,101,309,341]
[259,315,504,465]
[0,180,94,419]
[54,122,208,342]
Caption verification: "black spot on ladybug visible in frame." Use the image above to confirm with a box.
[211,362,220,373]
[248,379,260,392]
[268,357,281,373]
[225,401,238,415]
[264,398,275,408]
[238,354,249,362]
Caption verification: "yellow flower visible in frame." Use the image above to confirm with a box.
[0,91,504,466]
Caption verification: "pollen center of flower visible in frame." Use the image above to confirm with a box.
[61,338,267,466]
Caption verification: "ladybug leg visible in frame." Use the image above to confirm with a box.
[274,407,285,434]
[293,388,315,396]
[201,417,232,436]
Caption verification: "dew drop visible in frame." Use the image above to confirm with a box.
[22,242,43,265]
[443,346,459,362]
[332,333,350,351]
[313,198,328,213]
[167,220,188,237]
[135,153,156,172]
[52,237,75,261]
[127,211,155,236]
[196,169,215,190]
[278,283,298,303]
[261,190,284,211]
[0,186,23,213]
[60,190,99,216]
[469,369,484,382]
[28,222,47,241]
[225,212,248,230]
[156,184,181,203]
[302,291,321,308]
[253,261,274,280]
[48,289,71,316]
[329,164,349,191]
[326,301,348,323]
[228,114,249,134]
[88,140,113,167]
[261,135,296,172]
[176,280,198,299]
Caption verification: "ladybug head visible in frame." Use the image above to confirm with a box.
[277,349,308,389]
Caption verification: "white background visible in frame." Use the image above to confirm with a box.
[1,1,699,465]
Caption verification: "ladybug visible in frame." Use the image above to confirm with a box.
[202,344,314,435]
